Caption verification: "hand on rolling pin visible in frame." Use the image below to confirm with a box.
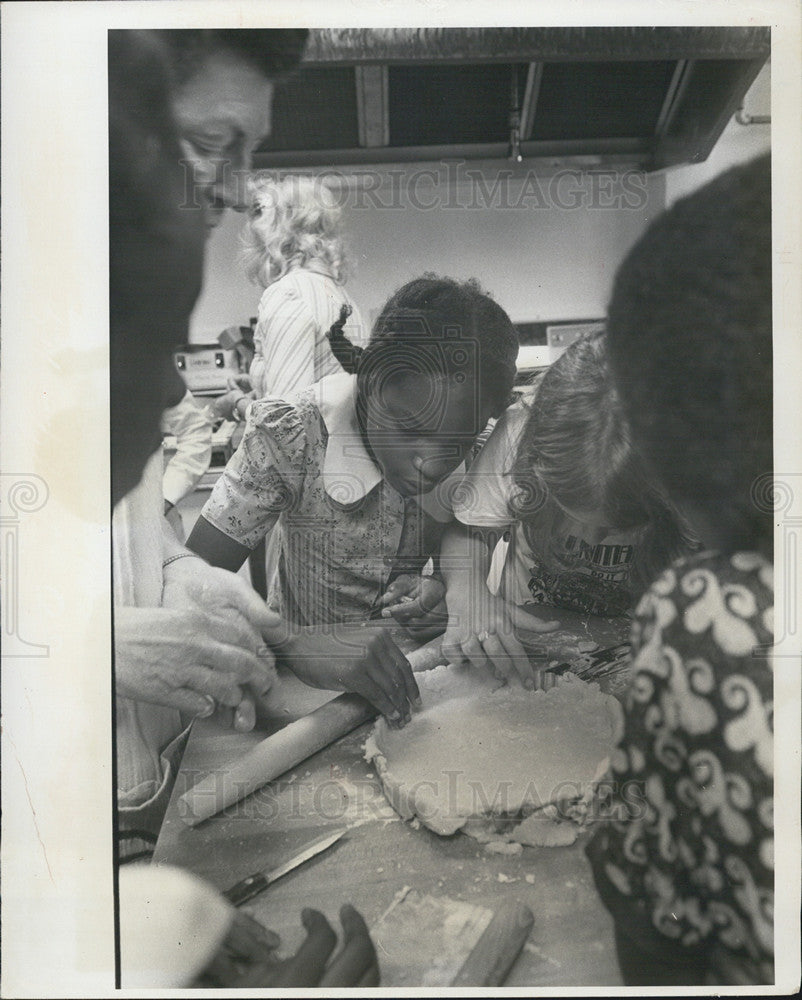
[161,556,280,730]
[114,605,274,720]
[196,906,379,988]
[442,586,559,690]
[378,574,449,641]
[276,626,420,728]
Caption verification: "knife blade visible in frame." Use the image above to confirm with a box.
[223,828,347,907]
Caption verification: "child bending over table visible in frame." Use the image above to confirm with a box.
[441,330,692,685]
[188,275,523,721]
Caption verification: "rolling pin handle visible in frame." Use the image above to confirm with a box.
[451,899,534,986]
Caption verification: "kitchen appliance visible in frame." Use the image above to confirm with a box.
[514,318,604,389]
[173,343,240,395]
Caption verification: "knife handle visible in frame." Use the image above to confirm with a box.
[223,872,270,907]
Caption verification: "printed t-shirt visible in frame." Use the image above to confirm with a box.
[453,392,642,617]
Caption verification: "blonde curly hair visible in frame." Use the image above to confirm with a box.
[241,174,351,287]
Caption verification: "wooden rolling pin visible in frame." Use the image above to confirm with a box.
[179,693,376,826]
[451,899,534,986]
[178,639,445,826]
[405,635,444,672]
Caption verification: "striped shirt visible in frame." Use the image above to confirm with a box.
[249,268,367,401]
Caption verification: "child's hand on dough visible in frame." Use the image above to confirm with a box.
[277,626,421,727]
[442,587,558,689]
[379,575,448,640]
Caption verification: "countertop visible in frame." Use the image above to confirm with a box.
[152,611,631,987]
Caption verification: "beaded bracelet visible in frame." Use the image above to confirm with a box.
[162,552,203,569]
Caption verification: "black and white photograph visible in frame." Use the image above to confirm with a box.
[2,2,800,995]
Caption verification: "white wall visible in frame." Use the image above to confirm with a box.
[341,166,664,327]
[189,164,665,342]
[189,60,770,344]
[190,214,263,343]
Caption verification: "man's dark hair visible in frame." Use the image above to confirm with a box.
[109,30,206,503]
[606,154,772,555]
[152,28,308,85]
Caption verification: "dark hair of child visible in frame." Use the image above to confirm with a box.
[326,303,362,375]
[509,331,695,596]
[605,154,772,559]
[356,274,519,426]
[152,28,309,85]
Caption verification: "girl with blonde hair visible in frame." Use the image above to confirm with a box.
[221,175,368,598]
[234,174,366,408]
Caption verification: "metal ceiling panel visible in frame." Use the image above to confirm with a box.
[300,26,770,65]
[253,27,770,170]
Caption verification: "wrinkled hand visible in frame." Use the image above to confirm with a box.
[278,625,420,727]
[196,906,379,988]
[442,586,559,688]
[378,574,448,640]
[162,555,278,639]
[114,605,274,718]
[211,686,261,733]
[116,556,278,726]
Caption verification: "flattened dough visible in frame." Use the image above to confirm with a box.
[365,666,622,838]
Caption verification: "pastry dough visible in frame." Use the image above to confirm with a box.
[365,665,622,840]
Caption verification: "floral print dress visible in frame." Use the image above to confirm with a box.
[586,550,774,983]
[202,372,457,625]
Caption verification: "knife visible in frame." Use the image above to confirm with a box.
[222,828,347,906]
[545,643,631,680]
